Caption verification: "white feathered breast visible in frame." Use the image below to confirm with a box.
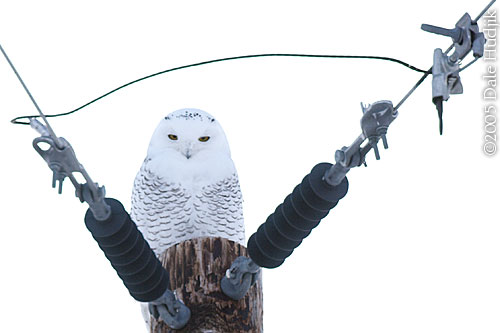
[131,159,245,257]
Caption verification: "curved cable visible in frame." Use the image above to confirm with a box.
[10,53,427,125]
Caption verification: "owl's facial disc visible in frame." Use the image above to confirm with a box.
[148,108,232,161]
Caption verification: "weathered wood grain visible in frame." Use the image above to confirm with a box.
[150,237,263,333]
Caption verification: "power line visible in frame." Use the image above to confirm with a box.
[9,53,427,125]
[8,0,495,125]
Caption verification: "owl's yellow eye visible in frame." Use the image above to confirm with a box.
[198,136,210,142]
[168,134,178,140]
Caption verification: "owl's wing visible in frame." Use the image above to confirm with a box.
[195,173,245,245]
[131,164,192,256]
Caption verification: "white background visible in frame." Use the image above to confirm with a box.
[0,1,498,332]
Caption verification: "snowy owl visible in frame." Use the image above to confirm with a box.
[131,108,245,257]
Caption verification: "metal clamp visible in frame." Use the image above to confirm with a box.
[430,49,463,134]
[31,118,111,221]
[422,12,486,62]
[431,49,463,104]
[221,256,260,300]
[422,12,486,135]
[360,100,397,160]
[148,289,191,329]
[324,100,397,186]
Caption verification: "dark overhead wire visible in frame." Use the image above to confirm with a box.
[10,53,427,125]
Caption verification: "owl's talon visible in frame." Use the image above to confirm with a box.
[221,256,260,300]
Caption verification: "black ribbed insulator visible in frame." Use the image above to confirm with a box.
[85,198,168,302]
[247,163,349,268]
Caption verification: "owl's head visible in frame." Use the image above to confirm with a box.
[147,108,232,161]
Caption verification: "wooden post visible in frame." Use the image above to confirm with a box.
[149,237,263,333]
